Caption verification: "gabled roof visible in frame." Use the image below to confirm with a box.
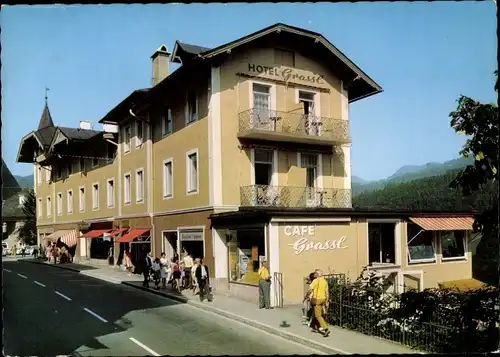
[38,102,54,130]
[48,126,103,150]
[98,88,151,124]
[170,41,211,64]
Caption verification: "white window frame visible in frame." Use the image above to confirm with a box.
[295,88,322,136]
[46,197,52,218]
[107,178,115,208]
[185,90,199,124]
[186,149,199,195]
[440,230,468,262]
[250,148,278,186]
[124,172,131,205]
[406,224,437,265]
[67,190,73,214]
[92,182,99,211]
[162,107,173,136]
[136,120,144,147]
[79,185,85,212]
[37,198,42,218]
[366,219,403,266]
[57,192,63,216]
[249,80,277,112]
[123,125,132,154]
[45,166,51,182]
[163,158,174,199]
[135,168,144,203]
[37,166,42,185]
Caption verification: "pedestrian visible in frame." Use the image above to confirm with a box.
[302,272,316,326]
[151,258,162,290]
[21,246,26,258]
[124,249,133,275]
[182,249,194,289]
[307,269,330,337]
[195,258,211,302]
[191,258,201,295]
[258,260,272,309]
[159,252,169,288]
[11,245,16,257]
[39,244,44,260]
[142,250,153,288]
[33,246,38,259]
[171,258,181,292]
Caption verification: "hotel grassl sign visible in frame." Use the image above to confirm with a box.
[244,63,328,89]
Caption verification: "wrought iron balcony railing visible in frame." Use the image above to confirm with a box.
[240,185,352,209]
[238,109,351,145]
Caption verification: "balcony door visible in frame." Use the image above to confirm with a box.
[298,90,320,136]
[300,153,321,207]
[253,149,277,205]
[252,83,273,131]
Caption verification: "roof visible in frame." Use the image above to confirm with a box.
[98,88,150,124]
[171,41,211,64]
[58,127,102,141]
[38,103,54,130]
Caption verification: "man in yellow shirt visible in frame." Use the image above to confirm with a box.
[308,269,330,337]
[258,260,272,309]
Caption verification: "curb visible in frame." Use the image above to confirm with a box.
[23,259,82,273]
[121,281,345,355]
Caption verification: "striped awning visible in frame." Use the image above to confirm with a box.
[60,230,78,247]
[409,217,474,231]
[45,230,73,241]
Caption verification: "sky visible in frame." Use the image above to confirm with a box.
[1,3,497,181]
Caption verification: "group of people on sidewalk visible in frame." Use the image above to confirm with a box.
[43,241,73,264]
[140,249,213,302]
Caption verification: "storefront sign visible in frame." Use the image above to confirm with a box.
[284,225,348,255]
[246,63,325,86]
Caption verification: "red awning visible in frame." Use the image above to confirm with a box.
[109,228,129,238]
[116,228,151,243]
[409,217,474,231]
[80,229,112,239]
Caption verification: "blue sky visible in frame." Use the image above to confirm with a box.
[1,3,497,180]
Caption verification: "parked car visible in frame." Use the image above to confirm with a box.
[2,242,7,256]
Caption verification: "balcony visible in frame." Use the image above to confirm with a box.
[240,185,352,209]
[238,109,351,146]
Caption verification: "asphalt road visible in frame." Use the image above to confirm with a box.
[3,261,322,356]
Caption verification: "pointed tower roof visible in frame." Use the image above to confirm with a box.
[38,102,54,130]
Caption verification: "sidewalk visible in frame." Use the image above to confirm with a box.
[24,259,422,354]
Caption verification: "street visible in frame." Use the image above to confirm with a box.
[3,261,321,356]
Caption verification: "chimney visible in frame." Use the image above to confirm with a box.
[151,45,171,87]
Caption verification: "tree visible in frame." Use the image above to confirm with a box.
[449,71,499,286]
[16,189,37,245]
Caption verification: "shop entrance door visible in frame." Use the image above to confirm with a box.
[163,231,178,261]
[179,230,204,260]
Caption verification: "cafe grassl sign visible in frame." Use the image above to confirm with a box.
[284,225,347,255]
[245,63,327,88]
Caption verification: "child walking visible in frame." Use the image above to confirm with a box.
[151,258,162,290]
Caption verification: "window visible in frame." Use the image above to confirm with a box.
[440,231,466,260]
[79,186,85,212]
[368,222,397,264]
[124,174,131,204]
[67,162,73,175]
[37,166,42,185]
[37,198,42,217]
[67,190,73,214]
[46,197,52,217]
[227,228,266,286]
[186,151,198,193]
[252,83,273,131]
[123,125,131,153]
[80,157,85,172]
[57,193,63,216]
[92,151,99,167]
[298,90,319,136]
[107,179,115,208]
[274,49,295,67]
[92,183,99,210]
[163,159,173,198]
[56,164,63,179]
[46,167,51,182]
[136,120,144,147]
[254,149,273,186]
[136,169,144,202]
[162,107,173,136]
[301,153,318,189]
[107,144,115,162]
[407,223,435,263]
[186,91,198,124]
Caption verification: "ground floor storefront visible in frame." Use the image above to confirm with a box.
[209,209,476,306]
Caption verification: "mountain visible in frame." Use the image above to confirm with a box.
[2,159,22,199]
[14,174,34,189]
[353,157,473,196]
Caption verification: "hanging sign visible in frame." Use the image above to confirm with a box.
[284,225,348,255]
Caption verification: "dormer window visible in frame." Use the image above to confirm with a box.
[162,107,173,136]
[136,120,144,147]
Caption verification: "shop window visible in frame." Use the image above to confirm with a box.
[226,228,266,286]
[440,231,466,260]
[368,222,396,265]
[407,223,435,263]
[179,230,204,261]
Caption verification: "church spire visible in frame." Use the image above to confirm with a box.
[38,87,54,130]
